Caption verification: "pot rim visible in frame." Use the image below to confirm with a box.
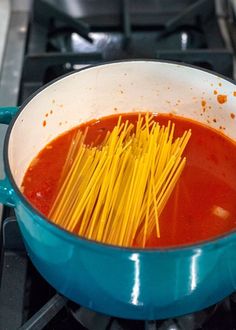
[5,58,236,253]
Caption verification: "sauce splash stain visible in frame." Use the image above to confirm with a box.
[217,94,227,104]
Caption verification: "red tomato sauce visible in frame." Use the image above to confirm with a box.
[22,113,236,248]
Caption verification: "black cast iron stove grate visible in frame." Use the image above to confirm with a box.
[19,0,233,102]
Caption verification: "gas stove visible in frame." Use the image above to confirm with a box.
[1,1,236,329]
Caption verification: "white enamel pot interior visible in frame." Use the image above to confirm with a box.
[9,60,236,188]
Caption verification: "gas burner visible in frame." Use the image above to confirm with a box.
[48,25,206,60]
[18,292,236,330]
[69,302,151,330]
[68,299,234,330]
[69,302,112,329]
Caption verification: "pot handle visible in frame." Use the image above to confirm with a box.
[0,178,16,207]
[0,106,19,207]
[0,106,19,124]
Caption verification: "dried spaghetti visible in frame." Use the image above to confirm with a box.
[49,113,191,247]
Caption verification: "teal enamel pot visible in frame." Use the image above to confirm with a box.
[1,60,236,320]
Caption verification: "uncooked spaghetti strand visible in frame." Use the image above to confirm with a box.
[80,146,128,240]
[137,156,185,242]
[122,155,151,246]
[68,149,109,231]
[126,129,160,246]
[49,143,88,220]
[109,154,140,245]
[48,131,84,219]
[121,155,149,245]
[64,128,87,164]
[88,152,118,240]
[136,158,175,242]
[142,171,153,247]
[59,147,106,230]
[140,158,186,242]
[136,138,187,242]
[141,155,180,225]
[97,148,136,239]
[86,123,134,239]
[153,125,171,179]
[158,158,186,215]
[103,149,134,243]
[120,126,158,246]
[96,150,123,241]
[152,127,188,192]
[116,158,140,246]
[130,124,172,244]
[174,129,192,158]
[132,130,158,247]
[122,158,149,245]
[149,146,160,239]
[136,113,144,136]
[152,169,160,238]
[60,127,89,181]
[60,130,83,178]
[56,149,98,228]
[69,151,106,233]
[76,178,102,235]
[165,122,175,161]
[57,146,97,219]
